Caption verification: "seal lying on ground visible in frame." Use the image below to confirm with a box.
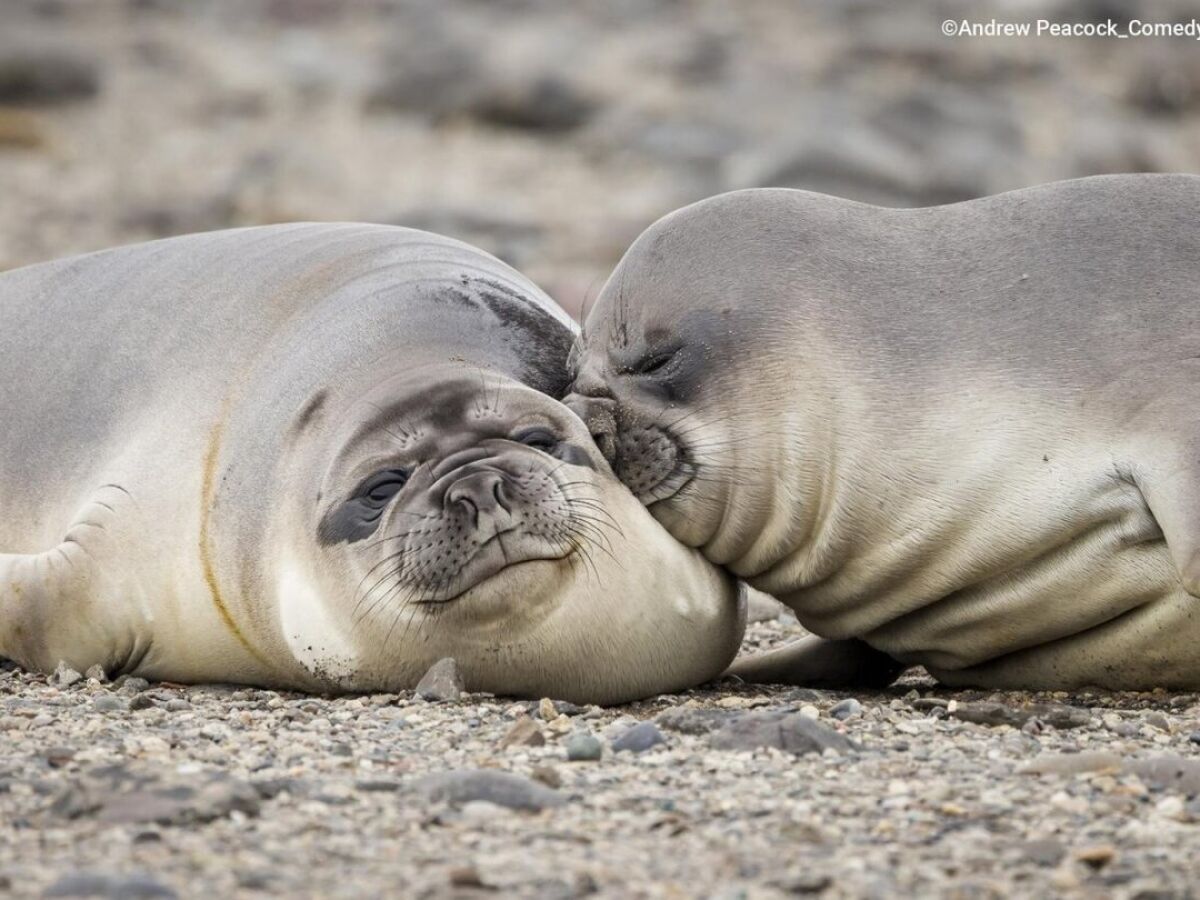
[0,224,743,703]
[569,174,1200,691]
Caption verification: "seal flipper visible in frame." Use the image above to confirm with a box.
[0,486,141,675]
[725,636,906,688]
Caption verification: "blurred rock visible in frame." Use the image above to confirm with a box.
[414,769,565,811]
[0,42,99,106]
[709,710,859,756]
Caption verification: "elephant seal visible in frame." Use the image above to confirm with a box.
[569,173,1200,691]
[0,224,743,704]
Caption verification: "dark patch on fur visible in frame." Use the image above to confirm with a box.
[318,498,384,546]
[471,278,574,396]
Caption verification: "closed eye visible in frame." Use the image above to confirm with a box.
[513,427,559,452]
[631,348,679,376]
[358,469,410,507]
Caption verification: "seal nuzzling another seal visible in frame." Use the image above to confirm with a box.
[569,174,1200,691]
[0,224,744,704]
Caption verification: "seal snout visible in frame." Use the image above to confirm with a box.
[445,470,517,543]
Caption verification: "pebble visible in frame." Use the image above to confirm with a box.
[92,695,125,713]
[610,722,665,754]
[84,665,107,683]
[414,658,464,703]
[51,662,82,689]
[829,698,863,720]
[565,732,604,762]
[498,716,545,749]
[118,677,151,695]
[1074,845,1116,869]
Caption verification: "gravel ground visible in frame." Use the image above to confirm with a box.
[2,611,1199,899]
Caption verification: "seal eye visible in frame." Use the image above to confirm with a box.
[359,469,409,508]
[631,348,679,377]
[514,428,559,453]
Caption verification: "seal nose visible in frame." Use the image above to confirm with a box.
[564,393,618,464]
[446,471,515,541]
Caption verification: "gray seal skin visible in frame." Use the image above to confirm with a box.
[0,224,744,704]
[569,174,1200,691]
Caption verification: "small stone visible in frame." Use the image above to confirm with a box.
[1019,751,1122,777]
[1126,754,1200,795]
[530,765,562,789]
[448,865,487,888]
[538,697,558,721]
[799,705,820,720]
[51,662,83,689]
[164,699,190,712]
[415,658,464,702]
[565,732,603,762]
[499,716,545,749]
[1074,844,1116,869]
[1019,839,1066,866]
[611,722,666,754]
[84,665,108,683]
[118,677,151,694]
[129,694,157,712]
[1156,795,1186,820]
[1144,712,1171,732]
[709,711,860,756]
[414,769,564,811]
[93,695,126,713]
[44,746,75,768]
[1189,731,1200,745]
[775,872,832,894]
[829,699,863,721]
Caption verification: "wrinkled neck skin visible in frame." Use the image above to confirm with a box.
[650,342,860,596]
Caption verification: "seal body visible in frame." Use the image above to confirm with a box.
[570,174,1200,690]
[0,224,743,703]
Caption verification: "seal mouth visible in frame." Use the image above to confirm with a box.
[413,533,575,606]
[613,423,697,507]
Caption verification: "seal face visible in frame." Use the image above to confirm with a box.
[0,223,744,704]
[570,174,1200,691]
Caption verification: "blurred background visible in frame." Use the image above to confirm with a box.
[1,0,1199,318]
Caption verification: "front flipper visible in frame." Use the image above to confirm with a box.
[0,485,144,675]
[726,636,906,688]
